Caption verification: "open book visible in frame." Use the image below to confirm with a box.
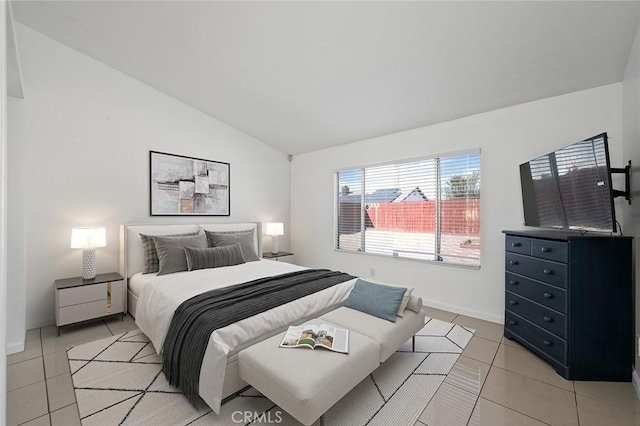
[280,323,349,354]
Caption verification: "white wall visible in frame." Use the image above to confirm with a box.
[622,21,640,383]
[1,1,8,421]
[291,83,624,323]
[7,96,25,353]
[12,23,292,330]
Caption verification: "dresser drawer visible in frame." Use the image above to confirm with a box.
[506,253,567,288]
[58,300,108,326]
[505,311,567,364]
[505,272,567,313]
[506,235,531,255]
[531,239,568,263]
[58,283,107,307]
[506,291,567,338]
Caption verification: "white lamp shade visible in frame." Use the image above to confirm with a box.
[266,222,284,236]
[71,227,107,249]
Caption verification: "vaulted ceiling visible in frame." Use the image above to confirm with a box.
[11,1,640,155]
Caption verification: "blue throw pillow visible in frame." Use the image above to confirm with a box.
[344,279,407,322]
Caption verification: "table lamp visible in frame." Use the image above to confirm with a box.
[266,222,284,254]
[71,227,106,279]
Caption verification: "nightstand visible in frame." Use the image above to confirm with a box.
[262,251,294,261]
[55,272,125,335]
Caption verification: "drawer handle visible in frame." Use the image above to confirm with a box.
[509,280,519,285]
[543,316,553,323]
[509,300,518,305]
[510,260,519,265]
[511,242,521,247]
[543,269,553,275]
[541,247,551,253]
[543,292,553,299]
[509,320,517,325]
[543,340,553,346]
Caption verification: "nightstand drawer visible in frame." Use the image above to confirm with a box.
[506,291,567,338]
[531,240,567,263]
[505,311,567,364]
[506,235,531,255]
[58,283,107,307]
[506,272,567,313]
[506,253,567,288]
[58,300,108,326]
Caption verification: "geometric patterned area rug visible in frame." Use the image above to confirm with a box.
[68,317,474,425]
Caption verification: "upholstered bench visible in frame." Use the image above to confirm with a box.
[320,302,425,362]
[238,319,380,426]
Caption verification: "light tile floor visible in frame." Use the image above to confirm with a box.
[5,309,640,425]
[418,307,640,426]
[6,315,138,426]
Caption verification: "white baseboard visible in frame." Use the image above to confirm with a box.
[6,340,25,355]
[26,318,55,331]
[422,299,503,324]
[633,369,640,402]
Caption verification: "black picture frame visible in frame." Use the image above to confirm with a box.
[149,151,230,216]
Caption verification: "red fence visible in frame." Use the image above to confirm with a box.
[365,200,480,235]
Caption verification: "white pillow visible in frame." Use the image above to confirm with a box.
[406,295,423,313]
[397,287,414,317]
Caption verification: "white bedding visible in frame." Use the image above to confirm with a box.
[135,259,357,413]
[128,272,157,296]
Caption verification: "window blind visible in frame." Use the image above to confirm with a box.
[335,150,481,267]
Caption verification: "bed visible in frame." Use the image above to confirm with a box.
[119,223,358,413]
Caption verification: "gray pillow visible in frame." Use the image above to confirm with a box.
[140,231,200,274]
[344,279,407,322]
[205,229,259,262]
[153,234,208,275]
[184,243,246,271]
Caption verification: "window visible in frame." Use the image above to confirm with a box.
[335,150,481,267]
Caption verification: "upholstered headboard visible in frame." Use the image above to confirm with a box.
[119,222,260,280]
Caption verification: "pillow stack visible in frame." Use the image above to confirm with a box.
[152,233,208,275]
[140,228,260,275]
[139,231,200,274]
[204,229,260,262]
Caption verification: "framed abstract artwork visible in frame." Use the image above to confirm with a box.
[150,151,230,216]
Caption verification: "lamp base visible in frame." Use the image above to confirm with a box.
[82,248,97,279]
[271,236,279,255]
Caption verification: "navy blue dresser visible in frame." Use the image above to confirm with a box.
[502,230,633,381]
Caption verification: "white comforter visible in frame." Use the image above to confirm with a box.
[135,260,356,413]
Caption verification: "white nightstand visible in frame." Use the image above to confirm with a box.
[55,272,125,335]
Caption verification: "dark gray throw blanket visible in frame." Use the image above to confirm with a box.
[162,269,355,405]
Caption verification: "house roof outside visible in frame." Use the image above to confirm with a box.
[402,187,428,202]
[340,187,431,203]
[340,188,402,204]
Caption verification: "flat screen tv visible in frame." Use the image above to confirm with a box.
[519,132,616,233]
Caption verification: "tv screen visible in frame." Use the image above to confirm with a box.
[519,133,616,233]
